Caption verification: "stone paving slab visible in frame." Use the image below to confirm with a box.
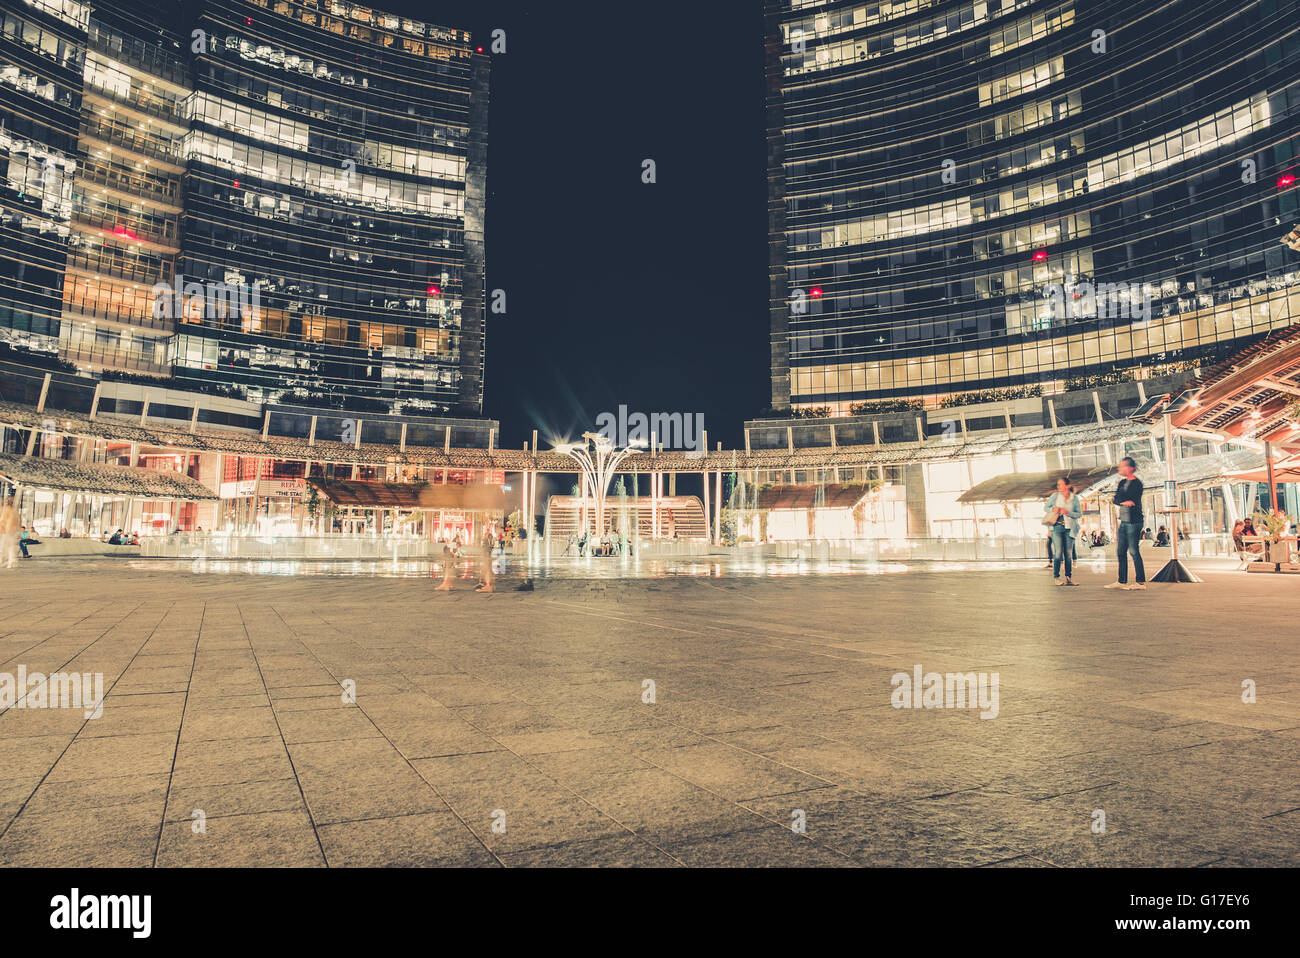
[0,560,1297,867]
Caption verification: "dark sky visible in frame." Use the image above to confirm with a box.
[405,1,771,449]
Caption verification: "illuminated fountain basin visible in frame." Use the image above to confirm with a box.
[113,552,1044,579]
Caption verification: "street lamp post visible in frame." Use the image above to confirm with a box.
[556,432,645,540]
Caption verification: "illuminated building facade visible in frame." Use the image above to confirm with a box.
[1,0,91,360]
[1,0,489,417]
[178,0,488,414]
[765,0,1300,414]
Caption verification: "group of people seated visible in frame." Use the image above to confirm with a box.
[1231,518,1263,555]
[564,531,627,557]
[1142,525,1187,547]
[104,528,140,546]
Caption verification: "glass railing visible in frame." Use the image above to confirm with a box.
[736,535,1241,561]
[61,289,172,333]
[82,77,187,126]
[65,247,168,286]
[72,209,179,248]
[76,164,180,206]
[87,23,189,88]
[80,117,183,165]
[59,341,169,374]
[141,534,451,561]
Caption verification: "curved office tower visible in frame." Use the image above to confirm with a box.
[69,0,189,375]
[3,0,488,417]
[179,0,488,414]
[1,0,187,373]
[765,0,1300,413]
[1,0,88,359]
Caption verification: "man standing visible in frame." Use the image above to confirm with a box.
[1106,457,1147,591]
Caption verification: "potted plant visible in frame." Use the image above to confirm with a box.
[1250,510,1292,569]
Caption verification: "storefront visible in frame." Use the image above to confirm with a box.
[305,478,508,543]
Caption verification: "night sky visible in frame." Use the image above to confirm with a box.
[404,1,771,449]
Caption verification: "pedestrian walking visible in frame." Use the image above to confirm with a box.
[1044,477,1082,586]
[435,541,457,591]
[476,531,495,593]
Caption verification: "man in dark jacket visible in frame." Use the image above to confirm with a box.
[1106,457,1147,591]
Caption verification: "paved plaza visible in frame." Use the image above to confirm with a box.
[1,558,1298,868]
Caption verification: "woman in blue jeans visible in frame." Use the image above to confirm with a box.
[1044,477,1083,586]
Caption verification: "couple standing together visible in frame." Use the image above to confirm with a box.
[1045,457,1147,590]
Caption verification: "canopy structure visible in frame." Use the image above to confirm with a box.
[957,466,1115,504]
[0,397,1154,474]
[1165,321,1300,454]
[1225,460,1300,484]
[756,483,878,510]
[306,478,507,511]
[0,453,218,500]
[1085,449,1264,496]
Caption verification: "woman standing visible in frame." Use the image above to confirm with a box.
[1045,477,1083,586]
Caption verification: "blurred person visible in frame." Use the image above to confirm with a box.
[0,500,20,569]
[476,530,495,593]
[435,541,457,591]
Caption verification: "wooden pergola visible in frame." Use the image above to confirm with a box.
[1166,322,1300,509]
[1168,322,1300,448]
[0,452,217,536]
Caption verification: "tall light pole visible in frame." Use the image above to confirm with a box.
[556,432,646,538]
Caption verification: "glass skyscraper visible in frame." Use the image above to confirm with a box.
[764,0,1300,414]
[1,0,91,362]
[1,0,489,417]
